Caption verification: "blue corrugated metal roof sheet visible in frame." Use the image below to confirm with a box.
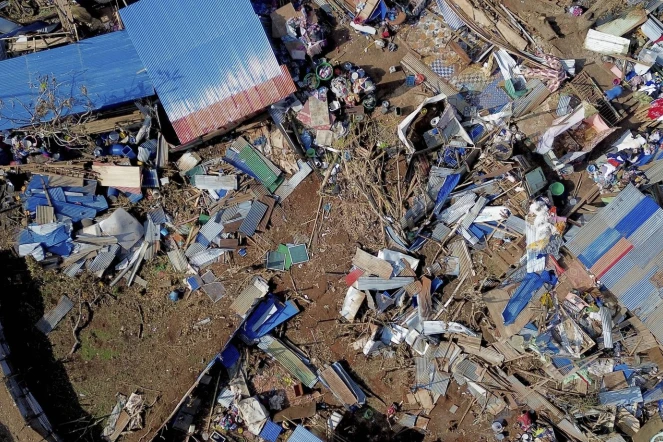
[120,0,295,144]
[287,426,324,442]
[615,197,659,236]
[578,228,621,268]
[259,420,282,442]
[0,31,153,131]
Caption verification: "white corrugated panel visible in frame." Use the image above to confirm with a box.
[584,29,630,55]
[642,17,663,41]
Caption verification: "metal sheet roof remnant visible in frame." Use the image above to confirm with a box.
[287,425,324,442]
[35,295,74,334]
[258,335,318,388]
[584,29,631,54]
[119,0,296,145]
[0,31,154,131]
[238,201,268,237]
[599,386,643,406]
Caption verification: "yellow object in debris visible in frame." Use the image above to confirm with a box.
[540,292,553,309]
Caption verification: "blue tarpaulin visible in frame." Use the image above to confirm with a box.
[433,173,461,216]
[503,271,557,325]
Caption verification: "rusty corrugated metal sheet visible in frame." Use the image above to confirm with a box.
[120,1,296,145]
[599,252,635,289]
[589,237,633,278]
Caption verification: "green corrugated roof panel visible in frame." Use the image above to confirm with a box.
[239,145,281,188]
[258,336,318,388]
[288,244,309,265]
[277,244,292,270]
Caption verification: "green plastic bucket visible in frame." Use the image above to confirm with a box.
[316,62,333,81]
[550,182,565,196]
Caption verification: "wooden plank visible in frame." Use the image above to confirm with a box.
[320,366,356,406]
[273,402,317,423]
[352,248,393,279]
[92,164,141,188]
[109,410,131,442]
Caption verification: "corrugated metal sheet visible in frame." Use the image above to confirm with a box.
[460,196,487,230]
[628,210,663,247]
[185,242,206,258]
[438,193,477,224]
[453,358,484,383]
[618,274,657,311]
[199,217,224,242]
[600,306,613,349]
[189,249,225,268]
[120,0,296,145]
[600,184,645,227]
[231,277,269,316]
[636,288,662,319]
[615,197,659,236]
[35,295,74,334]
[599,252,635,289]
[36,206,54,225]
[320,366,357,406]
[610,262,646,296]
[584,29,630,55]
[599,386,643,405]
[644,303,663,342]
[435,0,465,30]
[642,17,663,41]
[0,31,154,131]
[87,244,120,273]
[630,224,663,268]
[274,160,313,201]
[589,237,633,278]
[512,79,549,118]
[258,336,318,388]
[431,223,452,242]
[287,426,324,442]
[578,228,622,268]
[566,218,609,257]
[64,258,86,278]
[167,249,188,272]
[645,159,663,183]
[147,206,167,225]
[238,200,268,237]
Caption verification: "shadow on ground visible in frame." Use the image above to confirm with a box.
[0,421,15,442]
[0,251,99,441]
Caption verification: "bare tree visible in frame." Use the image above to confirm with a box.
[0,73,97,148]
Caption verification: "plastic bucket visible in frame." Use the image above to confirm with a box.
[316,62,333,81]
[550,182,565,197]
[109,144,125,156]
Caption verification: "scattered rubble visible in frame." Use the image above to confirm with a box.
[8,0,663,442]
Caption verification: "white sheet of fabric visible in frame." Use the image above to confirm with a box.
[536,106,585,154]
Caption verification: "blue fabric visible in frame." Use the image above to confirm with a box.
[503,271,557,325]
[605,86,624,100]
